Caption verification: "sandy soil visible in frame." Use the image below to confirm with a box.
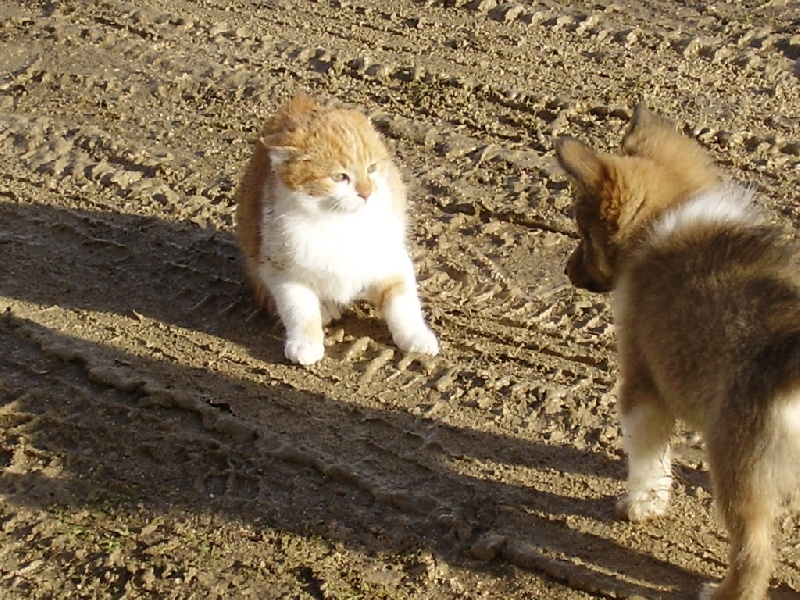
[1,0,799,598]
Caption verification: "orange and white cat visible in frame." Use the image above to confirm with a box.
[234,94,439,365]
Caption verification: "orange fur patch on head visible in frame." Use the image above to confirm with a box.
[262,98,390,198]
[263,93,322,136]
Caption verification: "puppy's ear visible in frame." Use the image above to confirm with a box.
[628,103,657,131]
[622,104,676,155]
[554,137,604,191]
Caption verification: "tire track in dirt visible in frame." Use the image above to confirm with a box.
[1,0,800,598]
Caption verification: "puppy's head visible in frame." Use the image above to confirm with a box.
[555,104,720,293]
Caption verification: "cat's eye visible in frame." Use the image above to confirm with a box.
[331,173,350,183]
[366,163,378,174]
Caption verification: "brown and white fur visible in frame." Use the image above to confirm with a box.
[556,104,800,600]
[235,94,438,365]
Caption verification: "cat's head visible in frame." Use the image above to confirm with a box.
[262,95,394,215]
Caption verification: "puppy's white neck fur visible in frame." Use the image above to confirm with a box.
[652,185,757,242]
[616,186,758,320]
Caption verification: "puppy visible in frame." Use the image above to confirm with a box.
[556,104,800,600]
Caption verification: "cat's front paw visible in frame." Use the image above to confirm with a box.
[285,337,325,365]
[615,488,670,522]
[393,327,439,356]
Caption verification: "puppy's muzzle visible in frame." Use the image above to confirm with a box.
[565,246,612,293]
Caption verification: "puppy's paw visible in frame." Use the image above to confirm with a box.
[285,337,325,365]
[393,327,439,356]
[616,488,670,521]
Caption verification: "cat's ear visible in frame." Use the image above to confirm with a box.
[262,94,320,139]
[260,133,299,167]
[554,137,604,191]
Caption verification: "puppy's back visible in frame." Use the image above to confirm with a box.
[618,203,800,422]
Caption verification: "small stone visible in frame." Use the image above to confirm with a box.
[468,0,497,13]
[469,533,507,560]
[490,4,524,22]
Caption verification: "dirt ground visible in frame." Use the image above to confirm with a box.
[1,0,799,598]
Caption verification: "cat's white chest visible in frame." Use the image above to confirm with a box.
[263,199,408,303]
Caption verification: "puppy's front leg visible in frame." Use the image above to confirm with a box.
[616,388,675,521]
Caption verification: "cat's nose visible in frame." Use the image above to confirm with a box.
[356,184,372,201]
